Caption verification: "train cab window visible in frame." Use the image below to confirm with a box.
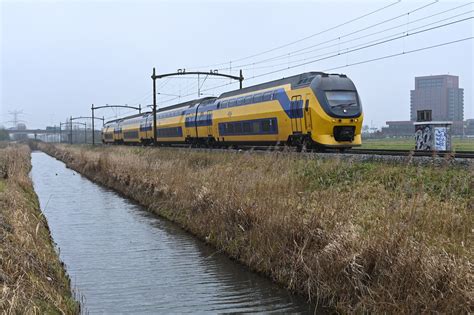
[245,95,253,104]
[325,91,358,108]
[263,92,272,101]
[254,93,263,102]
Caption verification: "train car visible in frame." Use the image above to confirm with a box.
[209,72,362,149]
[121,114,142,144]
[102,71,362,150]
[102,121,115,144]
[155,104,187,144]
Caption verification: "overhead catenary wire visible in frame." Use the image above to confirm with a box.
[245,16,473,80]
[215,0,465,71]
[187,0,403,70]
[237,11,474,72]
[236,5,473,71]
[323,36,473,72]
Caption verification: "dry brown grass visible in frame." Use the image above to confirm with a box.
[0,144,78,314]
[39,143,473,313]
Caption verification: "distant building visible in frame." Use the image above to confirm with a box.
[410,75,464,121]
[382,121,413,136]
[382,75,470,136]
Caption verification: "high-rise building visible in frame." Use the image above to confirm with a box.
[410,75,464,121]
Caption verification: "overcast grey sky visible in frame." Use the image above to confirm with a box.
[1,0,472,129]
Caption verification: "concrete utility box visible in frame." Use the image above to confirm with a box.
[414,121,452,151]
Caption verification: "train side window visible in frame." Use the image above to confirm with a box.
[243,122,251,133]
[252,122,260,133]
[237,98,244,106]
[227,123,235,134]
[254,93,263,102]
[235,122,243,133]
[262,120,271,132]
[245,95,253,104]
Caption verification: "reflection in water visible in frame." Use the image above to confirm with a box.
[30,152,315,313]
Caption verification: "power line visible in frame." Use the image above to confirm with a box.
[217,0,463,71]
[232,3,473,71]
[246,16,473,80]
[7,110,26,127]
[238,11,473,72]
[323,37,473,72]
[188,0,403,70]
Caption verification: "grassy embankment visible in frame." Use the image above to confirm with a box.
[0,145,78,314]
[39,143,472,313]
[359,136,474,151]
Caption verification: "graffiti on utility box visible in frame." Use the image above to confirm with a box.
[434,127,447,151]
[414,122,451,151]
[415,125,432,150]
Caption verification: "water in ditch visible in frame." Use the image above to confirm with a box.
[30,152,316,313]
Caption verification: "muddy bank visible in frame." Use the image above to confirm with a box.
[38,143,472,313]
[0,145,78,314]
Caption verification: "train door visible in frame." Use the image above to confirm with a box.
[304,94,312,132]
[290,95,303,134]
[207,110,212,136]
[139,116,146,139]
[194,105,200,138]
[185,113,192,138]
[145,115,152,139]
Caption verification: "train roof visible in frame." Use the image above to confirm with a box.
[219,71,344,98]
[105,112,151,125]
[104,97,217,124]
[157,96,216,112]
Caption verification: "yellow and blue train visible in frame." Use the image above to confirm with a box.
[102,72,363,150]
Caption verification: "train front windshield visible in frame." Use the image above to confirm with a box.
[326,91,357,107]
[324,91,360,116]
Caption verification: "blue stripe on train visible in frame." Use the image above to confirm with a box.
[273,89,303,119]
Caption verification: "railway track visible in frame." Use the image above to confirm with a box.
[138,143,474,159]
[345,148,474,159]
